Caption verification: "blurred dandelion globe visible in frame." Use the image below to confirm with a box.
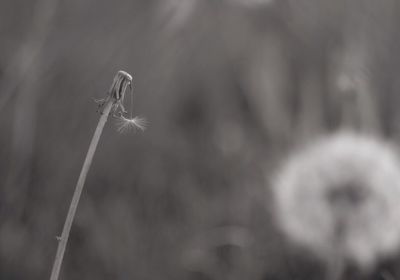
[272,132,400,271]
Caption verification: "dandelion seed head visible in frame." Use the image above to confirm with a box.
[272,132,400,270]
[116,115,147,133]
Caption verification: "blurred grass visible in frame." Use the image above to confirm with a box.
[1,0,400,279]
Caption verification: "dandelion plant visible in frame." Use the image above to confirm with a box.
[49,70,145,280]
[272,132,400,279]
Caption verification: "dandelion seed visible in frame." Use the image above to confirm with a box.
[116,115,147,133]
[272,132,400,272]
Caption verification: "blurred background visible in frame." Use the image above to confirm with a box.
[1,0,400,279]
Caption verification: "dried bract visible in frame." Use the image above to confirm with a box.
[96,70,133,115]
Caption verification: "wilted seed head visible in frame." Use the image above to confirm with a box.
[106,70,133,115]
[110,70,132,100]
[272,132,400,271]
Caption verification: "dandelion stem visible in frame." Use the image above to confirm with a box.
[49,96,114,280]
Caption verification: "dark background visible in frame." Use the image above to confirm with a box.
[1,0,400,279]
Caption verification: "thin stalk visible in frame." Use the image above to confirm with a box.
[49,70,133,280]
[49,100,113,280]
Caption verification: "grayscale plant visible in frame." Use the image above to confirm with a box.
[272,132,400,279]
[49,70,145,280]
